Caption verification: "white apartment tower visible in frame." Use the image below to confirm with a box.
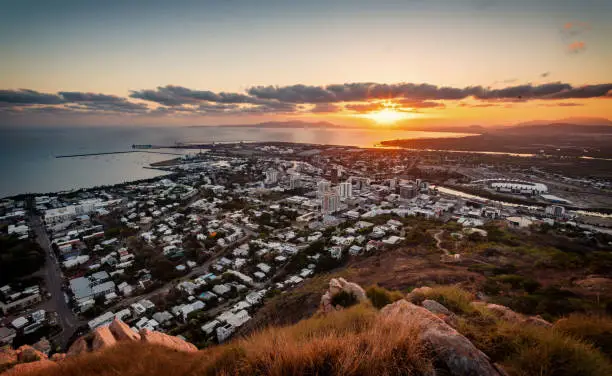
[338,181,352,199]
[317,180,331,198]
[321,191,340,214]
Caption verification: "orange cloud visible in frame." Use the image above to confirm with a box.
[567,41,586,54]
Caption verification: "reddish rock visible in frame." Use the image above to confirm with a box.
[109,318,140,341]
[381,300,502,376]
[91,326,117,351]
[139,329,197,353]
[66,336,89,357]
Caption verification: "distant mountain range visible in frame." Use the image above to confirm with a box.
[515,117,612,127]
[189,117,612,134]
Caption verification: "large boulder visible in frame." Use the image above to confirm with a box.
[139,329,197,352]
[109,318,140,341]
[65,318,196,358]
[421,299,457,327]
[473,302,552,328]
[422,299,452,316]
[91,326,117,351]
[66,336,89,357]
[381,300,503,376]
[320,278,367,313]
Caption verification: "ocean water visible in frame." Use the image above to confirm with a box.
[0,126,471,198]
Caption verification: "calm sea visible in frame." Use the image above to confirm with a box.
[0,126,470,198]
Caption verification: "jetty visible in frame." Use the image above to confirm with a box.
[55,150,183,158]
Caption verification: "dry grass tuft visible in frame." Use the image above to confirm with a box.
[420,285,476,314]
[554,314,612,356]
[366,285,405,309]
[29,304,432,376]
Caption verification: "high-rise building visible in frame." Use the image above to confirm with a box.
[389,178,397,190]
[289,174,301,190]
[338,181,352,199]
[265,169,278,185]
[399,184,417,200]
[351,177,371,191]
[317,180,331,198]
[321,191,340,213]
[330,167,340,184]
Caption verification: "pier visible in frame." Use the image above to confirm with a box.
[55,150,183,158]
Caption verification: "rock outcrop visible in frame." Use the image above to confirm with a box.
[66,318,197,357]
[406,286,433,303]
[320,278,367,313]
[421,299,458,327]
[109,318,140,341]
[472,302,552,328]
[139,329,198,352]
[382,300,503,376]
[0,318,199,375]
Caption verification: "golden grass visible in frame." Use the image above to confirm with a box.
[500,322,612,376]
[30,304,432,376]
[366,285,405,309]
[554,314,612,356]
[419,285,476,314]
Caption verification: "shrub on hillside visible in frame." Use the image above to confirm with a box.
[366,285,404,309]
[330,290,358,309]
[555,314,612,356]
[421,286,475,314]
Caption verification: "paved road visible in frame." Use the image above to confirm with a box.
[30,215,84,348]
[102,233,252,313]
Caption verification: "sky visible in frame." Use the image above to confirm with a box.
[1,0,611,127]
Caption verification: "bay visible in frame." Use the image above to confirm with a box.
[0,126,471,198]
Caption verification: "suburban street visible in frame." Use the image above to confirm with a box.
[30,215,84,348]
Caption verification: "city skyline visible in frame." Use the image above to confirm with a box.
[1,0,612,127]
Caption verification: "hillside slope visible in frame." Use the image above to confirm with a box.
[3,281,612,376]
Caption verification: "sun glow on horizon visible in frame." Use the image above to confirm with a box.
[359,103,413,125]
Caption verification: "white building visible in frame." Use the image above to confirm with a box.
[338,181,352,199]
[44,200,98,225]
[265,169,279,185]
[321,191,340,214]
[317,180,331,198]
[545,205,566,218]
